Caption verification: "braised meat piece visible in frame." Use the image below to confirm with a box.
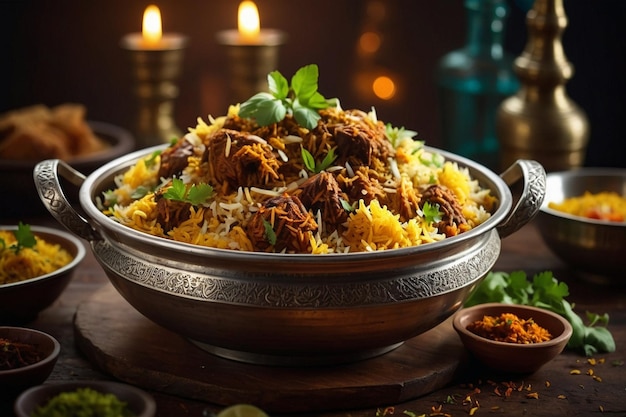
[247,195,318,253]
[339,166,387,207]
[154,190,192,232]
[332,111,394,168]
[391,176,421,222]
[205,129,281,191]
[296,172,349,228]
[420,184,469,237]
[158,139,194,179]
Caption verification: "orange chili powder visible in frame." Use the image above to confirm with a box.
[467,312,552,344]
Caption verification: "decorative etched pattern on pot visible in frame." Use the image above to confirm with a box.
[93,233,499,308]
[497,159,546,238]
[34,160,101,242]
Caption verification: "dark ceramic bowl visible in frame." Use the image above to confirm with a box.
[0,327,60,392]
[536,168,626,284]
[14,380,156,417]
[453,303,572,374]
[0,121,134,218]
[0,225,86,324]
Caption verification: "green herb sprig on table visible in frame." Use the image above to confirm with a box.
[0,222,36,255]
[465,270,616,356]
[238,64,338,130]
[162,178,214,206]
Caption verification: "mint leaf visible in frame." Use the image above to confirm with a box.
[268,70,289,98]
[238,64,336,130]
[293,105,321,130]
[239,92,277,118]
[291,64,319,102]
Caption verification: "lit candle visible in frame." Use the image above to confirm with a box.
[142,5,163,46]
[216,1,286,46]
[121,5,187,51]
[238,1,260,42]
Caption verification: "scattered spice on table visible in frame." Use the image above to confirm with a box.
[0,337,41,370]
[467,312,552,344]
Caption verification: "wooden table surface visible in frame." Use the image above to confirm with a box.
[1,217,624,417]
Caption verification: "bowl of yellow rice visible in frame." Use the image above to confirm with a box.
[536,168,626,284]
[32,66,546,365]
[0,224,86,324]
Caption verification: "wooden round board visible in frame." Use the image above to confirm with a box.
[74,284,466,413]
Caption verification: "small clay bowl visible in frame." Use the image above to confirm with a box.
[14,380,156,417]
[0,327,60,392]
[453,303,573,374]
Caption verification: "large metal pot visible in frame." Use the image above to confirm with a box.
[34,147,545,366]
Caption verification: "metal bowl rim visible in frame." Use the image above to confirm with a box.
[78,144,513,261]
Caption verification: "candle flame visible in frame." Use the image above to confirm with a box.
[142,5,162,43]
[238,1,260,39]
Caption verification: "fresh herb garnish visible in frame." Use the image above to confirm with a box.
[162,178,214,206]
[144,150,161,168]
[238,64,337,130]
[340,198,354,213]
[262,219,277,246]
[465,270,616,356]
[0,222,37,255]
[131,186,151,200]
[422,202,442,224]
[301,147,337,173]
[385,123,418,148]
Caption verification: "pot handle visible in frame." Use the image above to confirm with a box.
[496,159,546,238]
[34,159,102,242]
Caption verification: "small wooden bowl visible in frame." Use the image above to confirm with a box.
[14,380,156,417]
[0,327,60,392]
[453,303,573,374]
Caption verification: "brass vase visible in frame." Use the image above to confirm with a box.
[496,0,589,172]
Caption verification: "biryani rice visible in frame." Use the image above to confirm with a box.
[0,231,73,285]
[100,105,497,254]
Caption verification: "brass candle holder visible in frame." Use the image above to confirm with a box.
[216,29,286,104]
[121,34,188,149]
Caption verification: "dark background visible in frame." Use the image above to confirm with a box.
[1,0,625,168]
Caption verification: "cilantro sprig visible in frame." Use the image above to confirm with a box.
[465,270,616,356]
[0,222,37,255]
[238,64,337,130]
[162,178,214,206]
[422,202,442,224]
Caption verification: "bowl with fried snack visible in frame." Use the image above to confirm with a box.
[0,103,134,217]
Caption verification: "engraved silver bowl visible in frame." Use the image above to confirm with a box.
[33,147,545,366]
[536,168,626,285]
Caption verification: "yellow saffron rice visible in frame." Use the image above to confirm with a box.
[0,231,73,285]
[100,106,498,254]
[549,191,626,222]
